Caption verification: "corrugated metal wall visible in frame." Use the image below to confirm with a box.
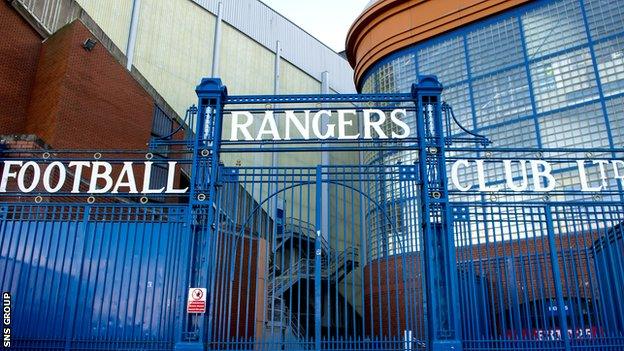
[194,0,355,93]
[0,205,190,350]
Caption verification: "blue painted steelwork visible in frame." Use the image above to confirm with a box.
[0,204,190,350]
[2,72,624,351]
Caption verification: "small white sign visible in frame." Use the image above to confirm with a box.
[187,288,206,313]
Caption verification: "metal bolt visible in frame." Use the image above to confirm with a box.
[201,149,210,157]
[145,152,153,160]
[197,193,206,201]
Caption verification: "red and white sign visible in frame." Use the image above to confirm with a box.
[187,288,206,313]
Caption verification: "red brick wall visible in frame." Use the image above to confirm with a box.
[209,233,266,342]
[24,20,154,150]
[364,231,603,338]
[0,2,41,134]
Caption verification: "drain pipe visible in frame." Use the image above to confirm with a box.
[125,0,141,70]
[210,1,223,77]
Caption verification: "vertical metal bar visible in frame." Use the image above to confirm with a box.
[125,0,141,70]
[64,206,91,350]
[321,72,330,247]
[314,165,322,351]
[544,206,571,351]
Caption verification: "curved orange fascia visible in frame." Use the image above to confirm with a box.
[346,0,531,89]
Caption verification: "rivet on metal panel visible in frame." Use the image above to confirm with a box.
[201,149,210,157]
[543,194,551,202]
[34,195,43,203]
[140,197,149,204]
[485,151,492,158]
[145,152,154,160]
[536,151,544,159]
[197,193,206,201]
[94,152,102,160]
[42,152,50,159]
[87,196,95,204]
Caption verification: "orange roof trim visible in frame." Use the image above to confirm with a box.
[346,0,531,89]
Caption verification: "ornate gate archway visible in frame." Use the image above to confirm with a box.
[1,76,624,351]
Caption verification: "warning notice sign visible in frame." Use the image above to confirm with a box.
[187,288,206,313]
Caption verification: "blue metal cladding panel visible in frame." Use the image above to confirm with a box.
[0,205,189,350]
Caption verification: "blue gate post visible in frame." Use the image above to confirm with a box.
[413,76,463,351]
[175,78,227,351]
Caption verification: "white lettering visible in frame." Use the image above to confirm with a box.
[337,110,360,139]
[112,162,138,194]
[363,109,387,139]
[43,161,66,193]
[229,111,254,141]
[532,160,556,192]
[390,109,410,138]
[0,161,22,192]
[17,161,40,193]
[88,162,113,193]
[503,160,529,192]
[284,111,310,140]
[166,161,188,194]
[142,162,165,194]
[451,160,472,191]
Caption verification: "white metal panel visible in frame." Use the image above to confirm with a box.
[193,0,356,93]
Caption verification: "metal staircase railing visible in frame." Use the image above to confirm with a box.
[266,217,360,349]
[267,258,314,296]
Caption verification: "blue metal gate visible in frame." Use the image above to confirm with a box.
[1,76,624,351]
[0,204,190,350]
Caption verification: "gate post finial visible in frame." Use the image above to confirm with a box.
[411,75,442,98]
[196,77,228,99]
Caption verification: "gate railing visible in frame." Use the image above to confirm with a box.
[3,75,624,351]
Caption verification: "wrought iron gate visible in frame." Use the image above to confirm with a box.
[1,76,624,351]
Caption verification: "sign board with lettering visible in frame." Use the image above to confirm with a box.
[187,288,206,314]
